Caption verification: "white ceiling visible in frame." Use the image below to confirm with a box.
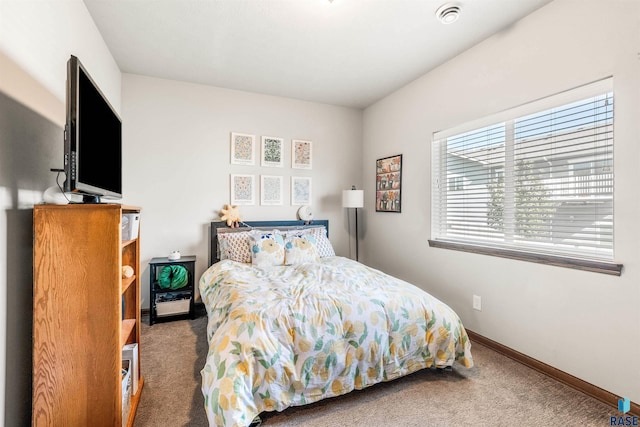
[83,0,553,109]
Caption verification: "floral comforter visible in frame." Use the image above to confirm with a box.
[199,256,473,427]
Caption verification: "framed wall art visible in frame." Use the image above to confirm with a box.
[230,132,255,165]
[230,174,256,205]
[292,139,312,169]
[260,175,284,205]
[291,176,312,205]
[376,154,402,213]
[261,136,284,167]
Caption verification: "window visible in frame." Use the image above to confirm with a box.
[430,78,621,275]
[448,175,464,192]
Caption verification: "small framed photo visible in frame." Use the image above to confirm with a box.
[260,175,283,206]
[291,176,312,205]
[292,139,312,169]
[230,132,255,165]
[376,154,402,212]
[261,136,284,167]
[230,174,255,205]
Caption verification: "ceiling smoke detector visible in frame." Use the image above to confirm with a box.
[436,3,461,24]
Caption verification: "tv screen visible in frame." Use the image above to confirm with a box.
[64,55,122,202]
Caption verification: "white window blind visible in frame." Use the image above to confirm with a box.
[431,79,616,265]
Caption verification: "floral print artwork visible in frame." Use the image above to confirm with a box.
[260,175,283,205]
[261,137,283,167]
[291,177,311,205]
[292,140,312,169]
[231,174,255,205]
[199,257,473,427]
[231,133,255,165]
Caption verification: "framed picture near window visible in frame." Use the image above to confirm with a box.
[376,154,402,212]
[261,136,284,167]
[292,139,312,169]
[230,132,255,165]
[230,174,256,205]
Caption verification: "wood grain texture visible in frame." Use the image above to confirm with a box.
[122,275,136,295]
[33,204,143,427]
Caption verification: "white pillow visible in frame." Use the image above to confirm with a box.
[284,234,320,265]
[287,227,335,257]
[249,230,285,267]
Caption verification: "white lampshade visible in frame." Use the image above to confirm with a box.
[342,189,364,208]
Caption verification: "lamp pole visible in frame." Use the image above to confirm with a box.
[343,185,363,262]
[354,205,359,261]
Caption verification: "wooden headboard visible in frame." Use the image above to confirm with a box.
[209,220,329,266]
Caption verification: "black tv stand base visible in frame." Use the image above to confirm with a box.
[82,195,101,203]
[69,195,102,204]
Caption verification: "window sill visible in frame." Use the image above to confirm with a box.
[427,240,623,276]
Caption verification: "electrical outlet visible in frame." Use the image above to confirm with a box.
[473,295,482,311]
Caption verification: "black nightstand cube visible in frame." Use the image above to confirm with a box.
[149,256,196,325]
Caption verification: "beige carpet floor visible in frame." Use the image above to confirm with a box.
[134,312,617,427]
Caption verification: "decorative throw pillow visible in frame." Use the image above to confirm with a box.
[311,227,335,257]
[218,231,252,263]
[284,234,320,265]
[290,227,335,257]
[249,231,285,267]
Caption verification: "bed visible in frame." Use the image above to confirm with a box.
[199,220,473,427]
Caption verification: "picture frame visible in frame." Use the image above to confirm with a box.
[261,136,284,167]
[230,174,256,205]
[292,139,312,169]
[260,175,283,206]
[376,154,402,212]
[291,176,312,206]
[230,132,255,165]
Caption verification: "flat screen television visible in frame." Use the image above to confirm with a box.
[64,55,122,203]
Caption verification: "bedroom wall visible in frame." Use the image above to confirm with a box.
[120,74,363,308]
[361,0,640,405]
[0,1,121,425]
